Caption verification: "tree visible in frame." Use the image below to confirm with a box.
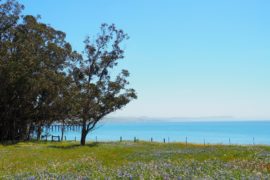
[0,0,25,141]
[0,0,78,141]
[72,24,137,145]
[15,15,78,141]
[0,0,22,37]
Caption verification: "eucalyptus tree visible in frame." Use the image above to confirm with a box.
[0,0,78,141]
[72,24,137,145]
[0,0,22,37]
[15,15,78,141]
[0,0,24,141]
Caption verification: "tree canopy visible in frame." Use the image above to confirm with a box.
[72,24,137,145]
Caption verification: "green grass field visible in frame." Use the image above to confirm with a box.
[1,141,270,179]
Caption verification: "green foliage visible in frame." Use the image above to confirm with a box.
[0,0,136,143]
[71,24,137,145]
[0,0,79,141]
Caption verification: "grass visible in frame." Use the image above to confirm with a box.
[0,141,270,179]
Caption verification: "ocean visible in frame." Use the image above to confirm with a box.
[45,120,270,145]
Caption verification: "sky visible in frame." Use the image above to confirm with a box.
[20,0,270,120]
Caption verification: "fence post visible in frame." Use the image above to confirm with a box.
[151,137,153,142]
[95,136,97,142]
[75,136,76,142]
[185,137,187,146]
[253,137,255,145]
[134,137,136,142]
[120,136,122,142]
[163,138,165,143]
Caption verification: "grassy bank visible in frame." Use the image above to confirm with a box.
[0,141,270,179]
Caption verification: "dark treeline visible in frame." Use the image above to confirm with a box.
[0,0,136,145]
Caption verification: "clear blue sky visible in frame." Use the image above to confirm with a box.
[20,0,270,119]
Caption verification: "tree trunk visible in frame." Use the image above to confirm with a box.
[61,125,64,141]
[36,125,42,141]
[26,123,34,141]
[12,118,16,142]
[20,122,30,141]
[80,122,87,145]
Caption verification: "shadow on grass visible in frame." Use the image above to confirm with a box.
[48,142,99,149]
[0,141,19,146]
[0,140,35,146]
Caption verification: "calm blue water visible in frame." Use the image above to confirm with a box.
[45,121,270,145]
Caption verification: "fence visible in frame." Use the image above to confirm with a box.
[41,125,263,145]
